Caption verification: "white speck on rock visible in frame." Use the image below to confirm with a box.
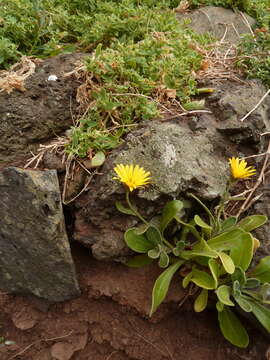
[162,143,177,168]
[48,74,58,81]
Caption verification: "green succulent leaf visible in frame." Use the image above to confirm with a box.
[242,290,262,301]
[231,267,246,288]
[191,268,216,290]
[234,295,252,312]
[208,258,220,288]
[158,252,170,268]
[216,301,224,312]
[173,241,185,256]
[126,254,153,267]
[91,151,105,167]
[194,215,212,230]
[182,271,193,289]
[218,307,249,348]
[250,256,270,283]
[245,278,260,289]
[160,200,184,233]
[249,299,270,333]
[150,261,184,316]
[229,232,253,271]
[238,215,267,232]
[124,228,155,253]
[233,280,241,297]
[221,217,237,232]
[216,285,234,306]
[182,239,218,260]
[146,225,162,246]
[194,289,208,312]
[148,247,161,259]
[218,252,235,274]
[115,201,136,216]
[181,248,218,260]
[207,229,246,251]
[134,223,150,235]
[260,283,270,301]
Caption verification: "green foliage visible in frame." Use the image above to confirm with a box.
[218,307,249,348]
[250,256,270,283]
[237,32,270,88]
[1,0,269,158]
[189,0,270,87]
[194,289,208,312]
[116,186,270,347]
[66,124,122,158]
[150,260,184,316]
[0,38,20,68]
[124,228,156,253]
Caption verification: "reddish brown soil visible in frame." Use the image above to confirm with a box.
[0,244,269,360]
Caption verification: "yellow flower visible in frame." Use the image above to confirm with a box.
[229,157,256,179]
[113,164,152,191]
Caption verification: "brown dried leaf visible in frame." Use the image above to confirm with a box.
[0,56,41,94]
[165,88,177,99]
[200,60,210,71]
[174,0,189,13]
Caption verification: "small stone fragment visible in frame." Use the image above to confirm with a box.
[51,342,75,360]
[11,308,39,330]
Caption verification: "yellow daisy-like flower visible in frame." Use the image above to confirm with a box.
[229,157,256,179]
[113,164,152,192]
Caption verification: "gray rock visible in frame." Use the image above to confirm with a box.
[112,122,228,201]
[74,121,230,260]
[177,6,256,45]
[207,79,270,147]
[0,167,80,301]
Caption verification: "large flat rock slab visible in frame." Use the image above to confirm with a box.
[0,167,80,301]
[177,6,256,45]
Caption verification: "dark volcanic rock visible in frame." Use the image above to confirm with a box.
[0,167,80,301]
[0,53,85,167]
[207,79,270,147]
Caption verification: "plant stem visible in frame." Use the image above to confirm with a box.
[188,193,216,229]
[216,178,235,225]
[175,216,202,242]
[125,191,148,225]
[162,238,174,250]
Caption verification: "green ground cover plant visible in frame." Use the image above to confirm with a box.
[113,159,270,348]
[1,0,269,158]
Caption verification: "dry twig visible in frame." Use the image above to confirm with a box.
[8,331,73,360]
[161,109,212,121]
[240,89,270,122]
[236,140,270,217]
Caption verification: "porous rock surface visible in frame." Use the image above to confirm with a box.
[207,79,270,148]
[73,120,229,260]
[0,167,80,301]
[74,78,270,261]
[177,6,256,45]
[0,53,85,167]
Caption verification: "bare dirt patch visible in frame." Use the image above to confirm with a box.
[0,244,268,360]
